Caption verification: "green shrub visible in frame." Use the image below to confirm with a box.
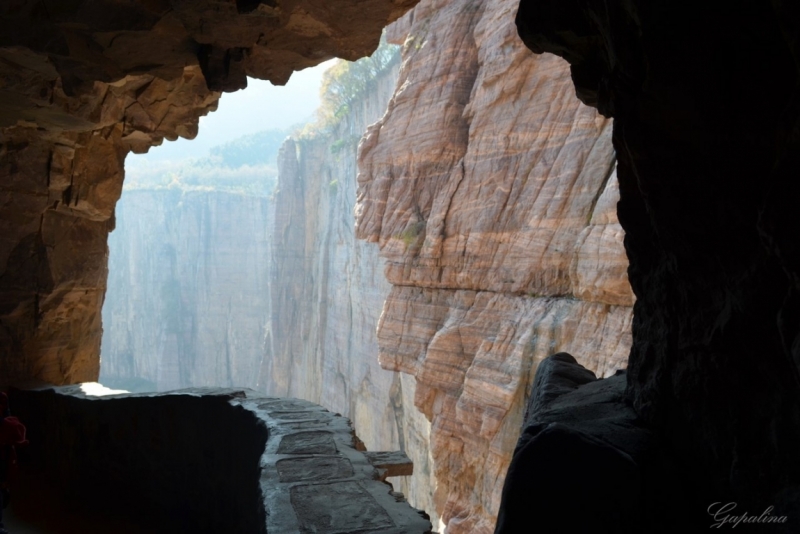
[316,34,400,131]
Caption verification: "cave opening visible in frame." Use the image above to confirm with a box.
[98,64,332,394]
[3,0,798,532]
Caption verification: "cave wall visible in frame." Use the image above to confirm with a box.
[515,0,800,513]
[100,189,272,391]
[355,0,634,530]
[0,0,418,389]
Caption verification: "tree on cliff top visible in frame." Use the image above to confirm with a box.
[312,34,400,131]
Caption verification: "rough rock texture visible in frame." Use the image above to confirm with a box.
[9,385,432,533]
[0,0,418,389]
[495,357,686,534]
[100,189,272,391]
[355,0,633,530]
[260,59,440,525]
[516,0,800,516]
[497,356,798,533]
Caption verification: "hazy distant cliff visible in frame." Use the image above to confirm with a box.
[101,189,272,391]
[355,0,634,531]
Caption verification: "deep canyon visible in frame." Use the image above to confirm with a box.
[2,0,799,531]
[102,0,634,530]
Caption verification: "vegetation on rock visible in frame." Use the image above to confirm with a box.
[300,34,400,138]
[124,128,289,196]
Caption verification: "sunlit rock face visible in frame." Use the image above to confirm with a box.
[0,0,418,388]
[259,59,440,524]
[355,0,633,530]
[515,0,800,520]
[100,190,272,391]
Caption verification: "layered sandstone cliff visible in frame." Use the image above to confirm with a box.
[0,0,417,389]
[100,189,272,391]
[355,0,633,530]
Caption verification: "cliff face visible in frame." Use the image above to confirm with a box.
[355,0,633,530]
[259,60,439,523]
[100,189,272,391]
[0,0,417,389]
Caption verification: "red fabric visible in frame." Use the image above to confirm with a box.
[0,417,27,446]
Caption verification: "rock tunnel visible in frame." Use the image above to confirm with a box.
[1,0,799,532]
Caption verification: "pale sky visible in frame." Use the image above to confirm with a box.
[130,59,336,164]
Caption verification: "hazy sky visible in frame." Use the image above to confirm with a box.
[129,59,336,164]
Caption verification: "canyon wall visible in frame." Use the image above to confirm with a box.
[258,58,440,525]
[100,188,272,391]
[355,0,633,531]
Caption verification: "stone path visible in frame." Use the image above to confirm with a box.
[9,385,432,533]
[235,396,432,533]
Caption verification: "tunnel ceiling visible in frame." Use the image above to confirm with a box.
[0,0,417,148]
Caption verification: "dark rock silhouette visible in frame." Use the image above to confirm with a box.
[498,0,800,529]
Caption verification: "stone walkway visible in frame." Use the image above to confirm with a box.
[236,395,432,533]
[9,385,432,533]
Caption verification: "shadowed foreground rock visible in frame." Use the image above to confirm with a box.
[9,386,432,533]
[496,354,798,533]
[512,0,800,523]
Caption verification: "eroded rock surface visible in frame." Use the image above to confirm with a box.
[355,0,633,530]
[0,0,418,389]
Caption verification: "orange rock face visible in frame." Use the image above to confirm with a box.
[355,0,634,530]
[0,0,418,388]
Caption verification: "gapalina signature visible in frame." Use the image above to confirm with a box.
[708,502,789,528]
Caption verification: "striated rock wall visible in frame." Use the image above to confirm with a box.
[355,0,633,530]
[100,189,272,391]
[259,58,440,524]
[0,0,417,389]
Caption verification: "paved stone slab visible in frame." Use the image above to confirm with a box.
[277,457,354,482]
[291,481,395,532]
[364,451,414,478]
[271,410,330,421]
[278,431,338,455]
